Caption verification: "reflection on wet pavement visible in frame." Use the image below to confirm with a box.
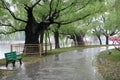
[1,47,111,80]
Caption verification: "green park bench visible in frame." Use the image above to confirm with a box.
[4,51,22,67]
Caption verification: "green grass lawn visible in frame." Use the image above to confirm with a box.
[97,49,120,80]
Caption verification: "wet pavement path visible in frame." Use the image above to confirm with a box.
[1,47,106,80]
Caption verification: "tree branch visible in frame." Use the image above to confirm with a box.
[1,0,27,23]
[110,26,119,36]
[31,0,42,9]
[57,2,76,13]
[0,21,25,32]
[53,1,90,21]
[0,23,25,34]
[50,0,61,19]
[0,23,11,26]
[0,29,25,35]
[49,0,53,17]
[75,1,90,13]
[53,13,90,25]
[55,0,60,10]
[61,14,91,25]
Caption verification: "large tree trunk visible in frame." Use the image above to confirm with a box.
[24,20,40,53]
[24,6,40,53]
[54,30,60,48]
[24,6,50,54]
[24,22,50,53]
[25,23,39,44]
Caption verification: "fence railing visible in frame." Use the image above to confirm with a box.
[10,43,52,56]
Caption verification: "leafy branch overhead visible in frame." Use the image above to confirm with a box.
[0,0,106,35]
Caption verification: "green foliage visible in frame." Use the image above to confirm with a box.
[0,0,107,41]
[115,0,120,29]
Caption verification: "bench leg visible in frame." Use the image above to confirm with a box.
[19,59,22,65]
[6,61,9,67]
[12,60,16,67]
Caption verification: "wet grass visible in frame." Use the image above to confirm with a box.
[0,70,14,79]
[97,49,120,80]
[47,45,107,55]
[47,46,84,55]
[0,58,15,79]
[0,59,6,78]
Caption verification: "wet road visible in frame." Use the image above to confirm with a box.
[1,47,106,80]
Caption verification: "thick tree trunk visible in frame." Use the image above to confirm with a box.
[24,21,50,53]
[24,21,40,53]
[25,24,39,44]
[54,30,60,48]
[23,6,39,53]
[23,6,51,54]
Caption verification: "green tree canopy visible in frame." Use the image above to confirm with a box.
[0,0,107,52]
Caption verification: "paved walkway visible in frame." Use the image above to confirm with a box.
[0,47,107,80]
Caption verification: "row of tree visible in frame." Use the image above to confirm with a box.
[89,0,120,45]
[0,0,119,53]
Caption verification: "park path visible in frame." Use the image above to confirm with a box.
[1,47,109,80]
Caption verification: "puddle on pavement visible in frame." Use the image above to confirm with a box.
[0,63,23,71]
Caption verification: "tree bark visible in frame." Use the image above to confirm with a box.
[24,6,50,53]
[106,36,109,45]
[97,36,102,45]
[71,33,85,46]
[40,30,44,44]
[25,23,39,44]
[54,30,60,48]
[24,6,40,53]
[76,35,85,45]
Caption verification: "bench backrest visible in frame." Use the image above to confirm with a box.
[5,51,17,60]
